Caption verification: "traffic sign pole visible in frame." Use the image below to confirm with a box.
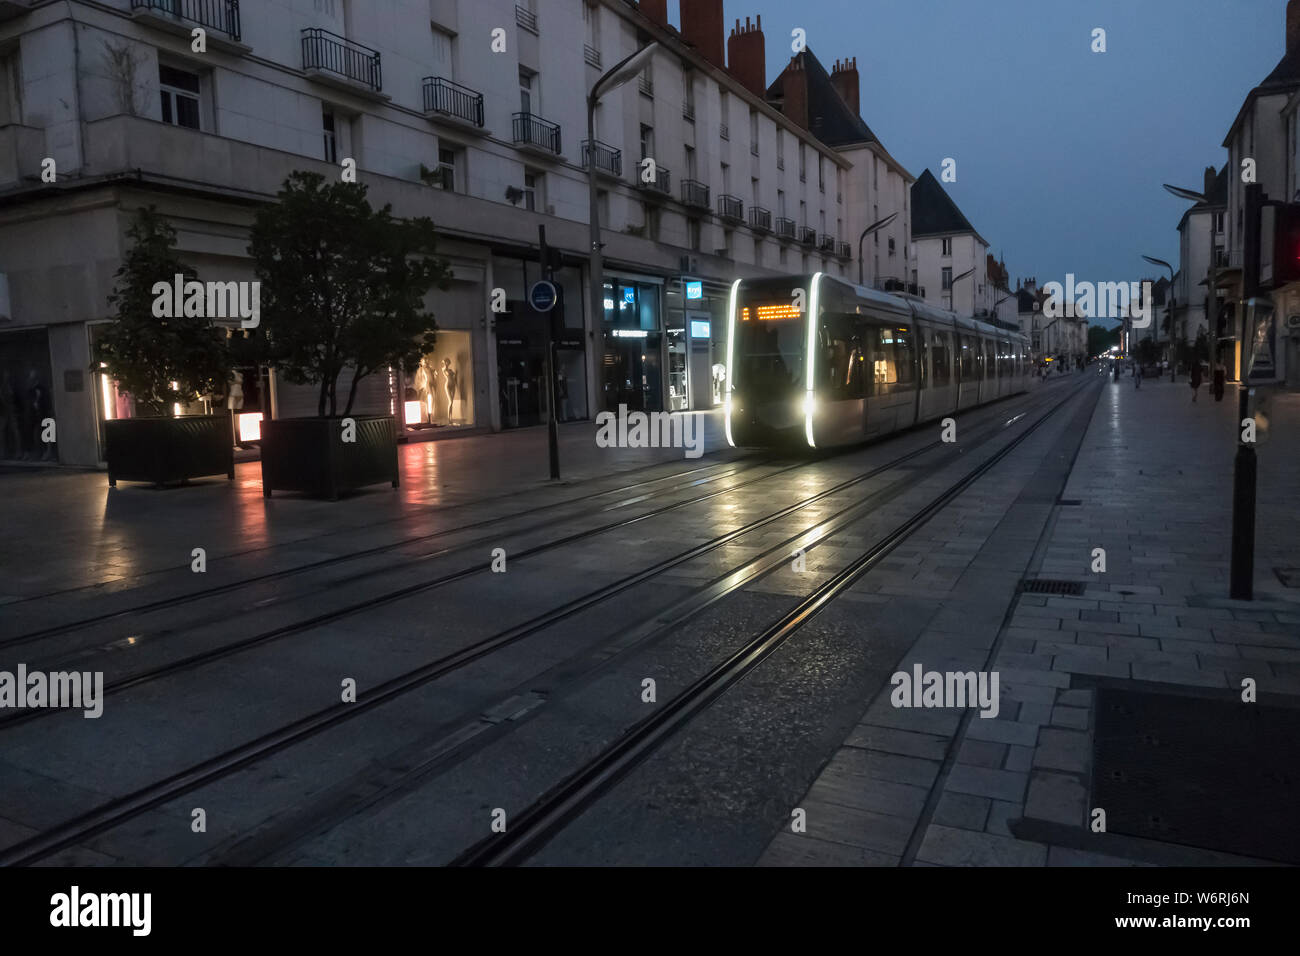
[537,226,561,481]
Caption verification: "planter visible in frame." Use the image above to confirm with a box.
[260,415,399,499]
[105,415,234,486]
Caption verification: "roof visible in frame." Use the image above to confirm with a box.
[1176,164,1228,231]
[766,49,878,147]
[911,168,987,244]
[1223,42,1300,146]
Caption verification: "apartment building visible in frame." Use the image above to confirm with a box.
[1172,164,1227,354]
[909,168,999,317]
[0,0,855,467]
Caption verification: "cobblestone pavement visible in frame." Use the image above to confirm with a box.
[760,376,1300,866]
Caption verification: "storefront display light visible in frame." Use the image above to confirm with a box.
[238,412,263,442]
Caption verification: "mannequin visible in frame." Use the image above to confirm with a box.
[441,357,458,424]
[413,357,433,423]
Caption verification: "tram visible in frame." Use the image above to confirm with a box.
[724,272,1032,449]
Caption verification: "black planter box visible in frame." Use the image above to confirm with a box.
[261,415,399,499]
[105,415,234,486]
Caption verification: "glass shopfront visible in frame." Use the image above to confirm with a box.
[403,329,475,434]
[0,327,55,462]
[664,278,729,409]
[601,278,662,413]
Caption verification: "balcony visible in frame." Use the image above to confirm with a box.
[682,102,695,122]
[748,205,771,232]
[836,240,851,258]
[131,0,247,53]
[680,178,710,209]
[639,76,654,98]
[302,28,384,98]
[584,44,601,69]
[581,139,621,178]
[719,123,730,141]
[512,111,561,157]
[638,165,671,200]
[422,77,485,132]
[818,234,836,253]
[515,5,537,33]
[717,193,744,222]
[775,216,796,240]
[799,226,817,246]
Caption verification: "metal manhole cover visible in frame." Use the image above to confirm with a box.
[1020,579,1086,596]
[1275,568,1300,588]
[1094,687,1300,863]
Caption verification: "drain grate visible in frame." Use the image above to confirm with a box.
[1094,687,1300,863]
[1020,579,1086,596]
[1058,498,1083,506]
[1274,568,1300,588]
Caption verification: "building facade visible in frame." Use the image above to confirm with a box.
[0,0,863,466]
[909,168,999,317]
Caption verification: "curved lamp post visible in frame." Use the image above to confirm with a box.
[856,212,898,286]
[1142,253,1176,380]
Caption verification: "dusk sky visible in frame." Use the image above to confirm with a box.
[668,0,1281,292]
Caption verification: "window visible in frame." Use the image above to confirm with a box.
[0,50,22,126]
[683,73,695,119]
[749,109,758,152]
[753,237,763,266]
[873,204,879,244]
[431,26,454,79]
[722,229,732,256]
[684,144,696,179]
[777,129,785,166]
[322,108,338,163]
[873,156,879,189]
[688,218,701,251]
[866,323,914,393]
[777,188,786,217]
[888,236,896,255]
[752,176,760,205]
[519,68,535,114]
[721,161,729,193]
[822,314,865,400]
[159,64,201,130]
[940,237,952,256]
[818,157,824,192]
[640,124,654,161]
[720,90,729,126]
[942,267,953,290]
[433,146,460,191]
[644,203,660,241]
[930,331,951,386]
[958,334,976,379]
[523,169,540,211]
[799,143,806,181]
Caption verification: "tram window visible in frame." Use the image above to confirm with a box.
[894,327,915,387]
[983,340,994,378]
[734,308,805,392]
[931,331,951,387]
[823,314,864,400]
[958,335,976,379]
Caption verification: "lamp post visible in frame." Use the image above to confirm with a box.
[1142,254,1176,381]
[949,267,974,315]
[856,212,898,286]
[586,41,659,430]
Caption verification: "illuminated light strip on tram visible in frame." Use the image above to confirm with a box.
[723,278,741,448]
[804,271,823,448]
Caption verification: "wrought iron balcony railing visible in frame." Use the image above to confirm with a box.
[717,193,744,222]
[748,205,771,232]
[422,77,484,127]
[680,178,710,208]
[799,226,817,246]
[818,234,836,252]
[581,139,622,177]
[302,28,381,91]
[836,240,852,258]
[638,165,671,197]
[775,216,796,239]
[131,0,241,40]
[512,111,561,154]
[515,5,537,33]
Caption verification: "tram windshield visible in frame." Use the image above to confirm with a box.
[733,300,805,394]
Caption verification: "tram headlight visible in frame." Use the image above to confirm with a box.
[802,392,817,417]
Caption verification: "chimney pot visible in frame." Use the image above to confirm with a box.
[727,10,767,97]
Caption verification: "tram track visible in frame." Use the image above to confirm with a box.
[0,379,1087,866]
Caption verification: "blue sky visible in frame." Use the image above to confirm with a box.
[666,0,1281,288]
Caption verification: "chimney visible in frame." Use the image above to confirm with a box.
[780,54,810,130]
[727,16,766,98]
[639,0,668,27]
[1289,0,1300,53]
[681,0,725,70]
[1203,165,1216,197]
[830,56,859,116]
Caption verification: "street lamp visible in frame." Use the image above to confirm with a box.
[949,267,974,314]
[857,212,898,286]
[1142,253,1176,381]
[586,40,660,422]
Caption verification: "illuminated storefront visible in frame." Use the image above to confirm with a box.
[664,277,729,410]
[601,277,663,413]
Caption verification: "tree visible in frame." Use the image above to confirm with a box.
[1087,323,1120,357]
[248,171,452,417]
[94,207,230,416]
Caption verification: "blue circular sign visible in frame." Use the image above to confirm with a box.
[529,280,558,313]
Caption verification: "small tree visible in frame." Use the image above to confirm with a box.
[249,171,452,417]
[94,207,230,416]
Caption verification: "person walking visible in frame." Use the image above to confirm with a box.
[1135,362,1143,390]
[1212,361,1225,402]
[1190,361,1203,402]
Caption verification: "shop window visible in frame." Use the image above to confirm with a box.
[406,330,473,430]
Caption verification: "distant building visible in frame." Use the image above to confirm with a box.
[909,169,996,316]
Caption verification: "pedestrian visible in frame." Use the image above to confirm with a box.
[1190,361,1202,402]
[1135,362,1143,390]
[1212,362,1225,402]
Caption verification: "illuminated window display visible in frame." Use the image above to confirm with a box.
[404,330,474,431]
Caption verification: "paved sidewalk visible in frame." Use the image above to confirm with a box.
[761,376,1300,866]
